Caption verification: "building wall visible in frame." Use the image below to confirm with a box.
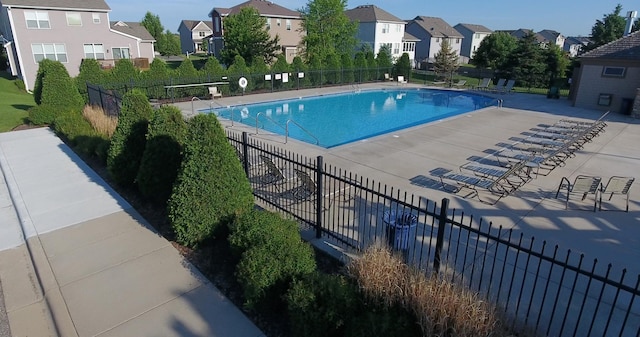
[373,21,404,60]
[7,7,152,90]
[406,23,430,64]
[178,23,194,54]
[355,21,375,51]
[574,61,640,113]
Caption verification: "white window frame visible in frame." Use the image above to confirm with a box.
[395,24,402,33]
[92,13,101,24]
[32,43,67,62]
[83,44,105,60]
[266,18,271,30]
[602,66,626,78]
[382,23,389,34]
[286,19,291,31]
[393,43,400,55]
[66,12,82,26]
[112,47,131,60]
[198,31,206,37]
[25,11,50,29]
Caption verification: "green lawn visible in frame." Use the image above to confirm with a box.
[0,71,34,132]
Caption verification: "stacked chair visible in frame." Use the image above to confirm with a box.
[438,112,609,205]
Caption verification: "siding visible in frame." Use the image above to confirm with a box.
[574,63,640,112]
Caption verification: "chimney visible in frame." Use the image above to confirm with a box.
[625,11,637,36]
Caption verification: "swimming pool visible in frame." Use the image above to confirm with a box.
[205,88,496,148]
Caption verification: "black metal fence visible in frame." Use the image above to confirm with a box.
[87,83,122,117]
[227,130,640,336]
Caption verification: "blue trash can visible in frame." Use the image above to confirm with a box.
[383,210,417,251]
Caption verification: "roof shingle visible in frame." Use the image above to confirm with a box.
[344,5,403,23]
[409,16,462,38]
[1,0,110,11]
[215,0,300,18]
[111,21,154,41]
[580,30,640,60]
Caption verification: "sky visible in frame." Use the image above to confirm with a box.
[107,0,638,37]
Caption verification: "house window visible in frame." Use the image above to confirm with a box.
[382,23,389,34]
[396,24,402,33]
[66,13,82,26]
[199,31,206,37]
[277,19,281,26]
[393,43,400,55]
[435,37,440,42]
[83,44,105,59]
[266,18,271,30]
[286,19,291,30]
[456,38,460,44]
[32,43,67,62]
[602,66,626,77]
[403,42,414,52]
[112,47,131,59]
[475,33,480,39]
[92,13,101,24]
[25,11,50,29]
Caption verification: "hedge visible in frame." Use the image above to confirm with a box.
[228,209,299,256]
[40,61,84,112]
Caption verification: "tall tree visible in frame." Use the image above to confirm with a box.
[141,13,180,56]
[433,39,459,85]
[141,12,164,41]
[505,32,546,88]
[376,45,393,71]
[221,7,280,67]
[471,32,517,71]
[544,43,570,83]
[300,0,357,63]
[584,4,626,51]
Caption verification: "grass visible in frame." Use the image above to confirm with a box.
[82,105,118,137]
[0,71,34,132]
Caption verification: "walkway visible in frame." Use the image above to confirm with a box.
[0,128,264,336]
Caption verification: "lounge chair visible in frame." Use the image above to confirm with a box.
[209,86,222,99]
[439,171,513,204]
[292,169,354,211]
[258,155,295,198]
[491,78,506,93]
[555,175,602,211]
[599,176,635,212]
[499,79,516,94]
[397,76,408,84]
[452,79,467,88]
[384,73,394,81]
[475,78,491,91]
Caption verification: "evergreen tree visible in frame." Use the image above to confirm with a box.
[433,39,459,85]
[271,55,292,89]
[544,43,570,85]
[584,4,626,51]
[353,52,366,82]
[506,32,546,88]
[376,45,393,73]
[341,53,354,84]
[324,52,341,84]
[75,58,104,103]
[394,53,411,79]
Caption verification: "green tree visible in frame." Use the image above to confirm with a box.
[227,55,251,93]
[141,12,164,41]
[341,53,354,83]
[324,52,341,84]
[584,4,626,51]
[271,55,292,89]
[107,90,152,187]
[201,57,226,79]
[168,114,254,247]
[376,45,393,72]
[365,51,377,80]
[506,32,546,88]
[75,58,104,103]
[109,58,140,84]
[433,39,459,85]
[544,43,570,84]
[161,30,182,56]
[471,31,517,72]
[291,56,310,86]
[353,51,366,82]
[144,58,170,99]
[300,0,357,63]
[221,7,279,67]
[175,58,199,78]
[394,53,411,79]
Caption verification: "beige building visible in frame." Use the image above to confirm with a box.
[208,0,304,63]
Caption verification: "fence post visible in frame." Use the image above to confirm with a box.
[433,198,450,274]
[315,155,323,239]
[241,132,250,176]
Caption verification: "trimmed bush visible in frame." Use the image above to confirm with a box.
[41,61,84,111]
[106,90,152,187]
[53,109,110,162]
[28,104,58,125]
[228,209,300,256]
[76,58,104,103]
[136,105,187,205]
[109,59,140,86]
[168,113,253,247]
[33,59,56,105]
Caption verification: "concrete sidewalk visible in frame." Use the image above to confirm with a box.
[0,128,264,336]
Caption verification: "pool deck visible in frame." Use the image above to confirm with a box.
[177,82,640,278]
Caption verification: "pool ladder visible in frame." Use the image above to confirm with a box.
[255,112,319,145]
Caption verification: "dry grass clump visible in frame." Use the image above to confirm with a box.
[348,243,511,337]
[82,105,117,137]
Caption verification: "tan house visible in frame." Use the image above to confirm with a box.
[178,20,213,55]
[0,0,155,91]
[571,30,640,116]
[208,0,304,63]
[406,16,463,67]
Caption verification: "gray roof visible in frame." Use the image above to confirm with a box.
[537,29,562,41]
[180,20,213,31]
[403,32,420,42]
[455,23,492,33]
[111,21,154,41]
[581,30,640,60]
[1,0,110,10]
[214,0,300,18]
[345,5,403,23]
[408,16,462,38]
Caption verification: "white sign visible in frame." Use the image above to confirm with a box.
[298,72,304,78]
[238,77,248,89]
[282,72,289,83]
[264,74,272,81]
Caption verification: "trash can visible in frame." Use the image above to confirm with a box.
[620,98,634,115]
[383,210,417,252]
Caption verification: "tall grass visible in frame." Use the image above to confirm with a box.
[82,105,117,138]
[348,243,513,337]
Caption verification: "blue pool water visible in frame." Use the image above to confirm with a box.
[205,88,495,148]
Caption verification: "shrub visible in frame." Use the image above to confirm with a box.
[341,53,354,84]
[136,105,187,205]
[108,59,140,86]
[106,90,152,187]
[168,113,253,247]
[53,109,110,161]
[33,59,56,105]
[76,58,104,103]
[28,104,58,125]
[228,209,300,256]
[227,55,251,93]
[39,60,84,113]
[82,105,117,138]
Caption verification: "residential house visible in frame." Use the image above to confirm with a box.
[208,0,304,63]
[537,29,565,49]
[178,20,213,55]
[453,23,492,63]
[344,5,417,66]
[571,30,640,116]
[0,0,154,91]
[564,36,591,57]
[406,16,463,67]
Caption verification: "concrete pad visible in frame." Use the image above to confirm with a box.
[0,245,42,312]
[98,284,265,337]
[6,300,57,337]
[0,205,23,251]
[61,245,207,336]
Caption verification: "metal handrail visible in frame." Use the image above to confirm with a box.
[286,119,319,144]
[255,112,286,135]
[190,96,203,116]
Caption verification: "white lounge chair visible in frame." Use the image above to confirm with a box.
[599,176,635,212]
[209,86,222,99]
[555,175,602,211]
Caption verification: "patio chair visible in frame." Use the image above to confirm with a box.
[555,175,602,211]
[397,76,408,84]
[209,86,222,99]
[438,164,522,204]
[258,155,294,197]
[599,176,635,212]
[292,169,354,211]
[499,79,516,94]
[475,78,491,91]
[452,79,467,88]
[384,73,394,81]
[491,78,506,93]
